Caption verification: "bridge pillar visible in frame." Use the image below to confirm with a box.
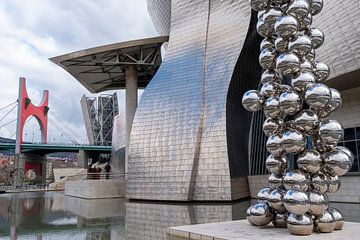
[78,150,89,169]
[19,154,46,185]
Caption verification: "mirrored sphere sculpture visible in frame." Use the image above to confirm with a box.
[250,203,273,226]
[311,173,329,193]
[283,170,309,191]
[287,213,313,236]
[268,188,287,213]
[272,213,288,228]
[324,149,351,176]
[242,90,263,112]
[266,154,287,173]
[283,189,310,215]
[297,150,322,174]
[328,208,345,230]
[308,190,328,216]
[314,210,336,233]
[257,187,272,202]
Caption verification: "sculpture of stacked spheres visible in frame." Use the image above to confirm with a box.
[243,0,353,236]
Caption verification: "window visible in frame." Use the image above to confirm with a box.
[339,127,360,173]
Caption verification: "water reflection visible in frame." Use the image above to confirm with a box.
[0,192,359,239]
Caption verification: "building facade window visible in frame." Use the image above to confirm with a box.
[338,127,360,173]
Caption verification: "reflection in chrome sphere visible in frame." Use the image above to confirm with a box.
[276,53,300,76]
[260,38,274,51]
[269,188,287,213]
[275,37,288,53]
[288,35,313,58]
[257,187,272,202]
[250,203,273,226]
[242,90,263,112]
[258,10,266,19]
[260,82,279,97]
[250,0,271,12]
[263,118,283,136]
[314,210,336,233]
[311,0,323,16]
[247,206,256,225]
[319,120,344,145]
[305,83,331,110]
[266,154,287,174]
[306,28,324,49]
[294,110,319,135]
[259,48,277,70]
[269,173,283,188]
[306,48,316,62]
[314,61,330,82]
[287,213,313,236]
[336,146,354,166]
[328,208,345,230]
[283,170,309,191]
[261,70,282,84]
[291,72,316,93]
[278,84,292,94]
[327,174,341,193]
[273,213,288,228]
[299,13,312,30]
[257,17,271,38]
[300,59,314,73]
[282,129,306,154]
[266,133,284,156]
[308,190,328,216]
[328,88,342,112]
[313,136,335,154]
[311,173,329,193]
[283,189,310,215]
[275,15,299,39]
[324,149,352,176]
[279,91,302,116]
[264,97,282,119]
[286,0,310,21]
[263,7,284,31]
[297,150,322,174]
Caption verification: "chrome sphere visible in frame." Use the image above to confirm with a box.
[300,59,314,73]
[247,205,256,225]
[263,118,283,136]
[261,70,282,84]
[308,190,328,216]
[274,15,299,39]
[288,35,313,58]
[314,210,336,233]
[272,213,287,228]
[263,7,284,29]
[287,0,310,21]
[275,37,288,53]
[306,48,316,62]
[328,88,342,112]
[314,61,330,82]
[305,83,331,110]
[299,13,312,30]
[249,0,271,12]
[311,173,329,193]
[336,146,354,166]
[258,10,266,19]
[283,170,309,191]
[287,213,313,236]
[278,84,292,94]
[269,173,283,188]
[279,91,302,116]
[260,82,279,97]
[260,38,274,51]
[283,189,310,215]
[282,129,306,154]
[327,174,341,193]
[266,154,287,174]
[314,136,336,154]
[257,17,271,38]
[306,28,324,49]
[324,149,352,176]
[297,150,322,174]
[249,203,273,226]
[269,188,287,213]
[242,90,264,112]
[319,119,344,145]
[291,71,316,93]
[328,207,345,230]
[311,0,323,16]
[316,107,332,119]
[259,48,277,70]
[276,53,300,76]
[294,110,319,135]
[264,97,282,119]
[257,187,272,202]
[266,133,284,156]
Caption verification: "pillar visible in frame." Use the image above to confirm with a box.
[78,150,89,169]
[125,66,138,174]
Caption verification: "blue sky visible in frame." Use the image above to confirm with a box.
[0,0,156,143]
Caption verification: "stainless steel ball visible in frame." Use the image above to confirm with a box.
[266,133,284,156]
[306,48,316,62]
[275,37,288,53]
[258,10,266,19]
[261,70,282,84]
[327,174,341,193]
[260,38,274,51]
[283,189,310,215]
[276,52,301,76]
[305,83,331,110]
[242,90,264,112]
[299,13,312,30]
[279,90,302,116]
[268,188,287,213]
[294,110,319,135]
[313,136,336,153]
[259,48,277,70]
[263,7,284,29]
[311,0,323,16]
[260,82,279,97]
[282,129,306,154]
[275,15,299,39]
[257,187,272,202]
[291,71,316,93]
[264,97,282,119]
[249,0,271,12]
[250,202,273,226]
[314,210,336,233]
[287,213,313,236]
[314,61,330,82]
[319,119,344,145]
[288,35,313,58]
[278,84,293,94]
[300,59,314,73]
[308,190,329,216]
[247,205,256,225]
[324,149,352,176]
[286,0,310,21]
[306,28,324,49]
[263,118,283,136]
[283,170,310,191]
[266,154,287,174]
[257,17,271,38]
[336,146,354,166]
[328,88,342,112]
[311,172,329,193]
[297,150,322,174]
[328,207,345,230]
[269,173,283,188]
[272,213,287,228]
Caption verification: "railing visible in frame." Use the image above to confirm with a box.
[66,172,125,181]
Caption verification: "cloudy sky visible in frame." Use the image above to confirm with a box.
[0,0,156,143]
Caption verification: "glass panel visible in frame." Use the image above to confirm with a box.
[356,127,360,139]
[344,128,355,141]
[346,141,358,172]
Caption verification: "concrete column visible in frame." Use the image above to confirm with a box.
[78,150,89,169]
[125,66,138,174]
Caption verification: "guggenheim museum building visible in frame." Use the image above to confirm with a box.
[51,0,360,203]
